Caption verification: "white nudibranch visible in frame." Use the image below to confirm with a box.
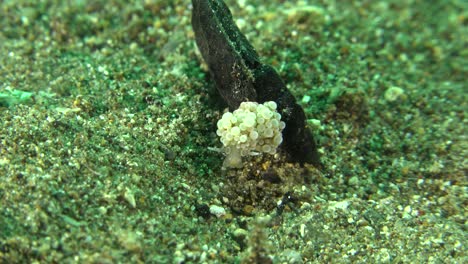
[215,101,285,168]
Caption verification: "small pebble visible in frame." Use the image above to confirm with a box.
[209,205,226,218]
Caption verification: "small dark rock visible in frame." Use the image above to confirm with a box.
[194,203,211,219]
[261,169,282,184]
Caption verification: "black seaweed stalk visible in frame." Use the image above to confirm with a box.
[192,0,320,166]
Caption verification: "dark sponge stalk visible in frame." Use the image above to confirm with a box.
[192,0,320,166]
